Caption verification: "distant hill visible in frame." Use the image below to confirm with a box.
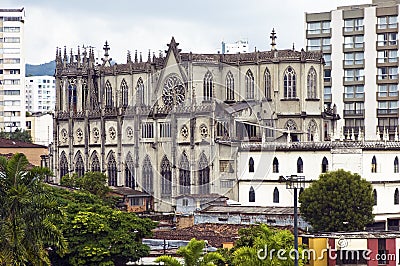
[26,60,56,77]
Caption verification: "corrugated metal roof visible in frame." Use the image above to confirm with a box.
[199,205,295,215]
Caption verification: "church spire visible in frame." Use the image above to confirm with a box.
[134,50,138,63]
[127,50,131,63]
[270,28,277,51]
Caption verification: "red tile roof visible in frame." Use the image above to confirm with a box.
[0,138,47,148]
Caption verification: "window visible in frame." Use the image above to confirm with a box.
[3,37,20,43]
[226,71,234,101]
[182,199,189,206]
[121,79,128,107]
[91,151,101,172]
[273,157,279,173]
[216,121,229,138]
[107,152,117,186]
[372,156,377,173]
[203,71,213,101]
[249,186,255,202]
[284,66,296,99]
[373,189,377,205]
[3,27,20,32]
[344,102,364,115]
[245,69,254,99]
[344,52,364,65]
[161,156,172,196]
[395,188,399,205]
[322,157,329,173]
[324,87,332,101]
[273,187,279,203]
[307,67,317,99]
[220,180,234,188]
[297,157,303,173]
[136,78,145,105]
[323,54,331,67]
[59,152,69,179]
[159,122,171,138]
[249,157,255,173]
[378,101,398,114]
[378,67,398,80]
[105,80,113,107]
[344,18,364,32]
[198,152,210,194]
[307,38,330,51]
[378,15,397,29]
[179,153,190,194]
[307,21,330,34]
[377,33,398,46]
[75,152,85,178]
[142,155,153,194]
[125,153,135,188]
[264,68,271,99]
[377,50,398,64]
[344,85,364,99]
[395,157,399,173]
[324,69,331,83]
[220,160,234,173]
[344,69,364,82]
[141,122,154,138]
[344,35,364,49]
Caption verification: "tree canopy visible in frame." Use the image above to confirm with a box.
[0,128,32,143]
[299,169,374,232]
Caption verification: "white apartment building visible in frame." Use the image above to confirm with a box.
[0,8,25,132]
[25,76,56,113]
[26,113,53,146]
[221,39,249,54]
[305,0,400,141]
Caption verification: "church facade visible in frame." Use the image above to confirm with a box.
[52,35,335,212]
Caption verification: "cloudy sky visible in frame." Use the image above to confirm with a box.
[3,0,370,65]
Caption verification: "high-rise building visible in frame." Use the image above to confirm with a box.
[0,8,26,132]
[25,76,56,113]
[221,39,249,54]
[305,0,400,141]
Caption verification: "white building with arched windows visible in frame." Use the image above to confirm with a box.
[52,34,336,212]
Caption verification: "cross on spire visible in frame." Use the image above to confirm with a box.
[270,28,277,51]
[103,40,110,57]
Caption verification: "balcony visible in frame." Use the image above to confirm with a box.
[376,23,398,33]
[343,76,365,85]
[377,125,398,132]
[342,26,364,36]
[376,40,398,50]
[376,91,399,101]
[343,43,364,52]
[306,28,331,38]
[343,59,365,69]
[376,57,399,67]
[343,109,365,117]
[343,93,365,102]
[377,108,399,116]
[376,74,399,84]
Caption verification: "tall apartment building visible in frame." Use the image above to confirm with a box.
[25,76,56,113]
[0,8,26,132]
[221,39,249,54]
[305,0,400,140]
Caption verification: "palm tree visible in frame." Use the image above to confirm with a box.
[155,238,224,266]
[0,153,67,265]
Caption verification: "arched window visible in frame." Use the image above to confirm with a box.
[249,157,255,173]
[226,71,234,101]
[297,157,303,173]
[198,152,210,194]
[307,67,317,99]
[245,69,254,100]
[249,186,255,202]
[107,152,117,186]
[68,83,77,112]
[273,187,279,203]
[395,188,399,205]
[121,79,128,107]
[395,157,399,173]
[371,156,377,173]
[125,152,135,188]
[142,155,153,194]
[264,68,272,100]
[322,157,329,173]
[136,78,145,105]
[75,151,85,178]
[161,156,172,196]
[203,71,213,101]
[90,151,101,172]
[179,153,190,195]
[373,189,377,205]
[273,157,279,173]
[59,151,69,179]
[284,66,296,99]
[307,119,318,142]
[105,80,113,108]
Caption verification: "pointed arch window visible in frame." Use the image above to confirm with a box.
[395,157,399,173]
[203,71,213,101]
[273,157,279,173]
[249,186,255,202]
[107,152,117,186]
[226,71,234,101]
[75,152,85,178]
[246,69,255,100]
[105,80,113,108]
[297,157,303,173]
[59,152,69,179]
[395,188,399,205]
[307,67,317,99]
[307,119,317,141]
[249,157,255,173]
[125,153,135,188]
[121,79,129,107]
[91,151,101,172]
[199,152,210,194]
[322,157,329,173]
[136,78,145,105]
[264,68,271,100]
[179,153,190,195]
[284,66,296,99]
[142,155,153,194]
[273,187,279,203]
[373,189,377,205]
[68,83,77,112]
[161,156,172,196]
[372,156,377,173]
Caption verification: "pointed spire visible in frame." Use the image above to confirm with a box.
[103,40,110,57]
[77,46,81,66]
[63,46,67,62]
[152,52,156,63]
[70,48,74,63]
[292,43,295,51]
[140,52,142,63]
[134,50,138,63]
[270,28,277,51]
[127,50,131,63]
[148,49,151,62]
[82,45,88,61]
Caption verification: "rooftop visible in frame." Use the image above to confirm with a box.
[0,138,47,149]
[110,186,152,197]
[199,205,296,215]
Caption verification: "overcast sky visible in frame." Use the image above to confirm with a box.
[3,0,370,65]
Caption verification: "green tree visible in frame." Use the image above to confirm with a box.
[61,172,111,199]
[0,128,32,143]
[0,153,66,265]
[299,169,374,232]
[155,238,224,266]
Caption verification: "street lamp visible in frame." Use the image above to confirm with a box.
[282,175,305,266]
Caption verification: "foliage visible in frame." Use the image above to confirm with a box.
[229,224,307,266]
[299,169,374,232]
[155,238,224,266]
[48,186,156,266]
[0,128,32,143]
[0,153,67,265]
[61,172,111,199]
